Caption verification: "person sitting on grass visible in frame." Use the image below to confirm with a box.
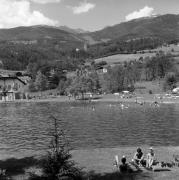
[133,147,145,166]
[146,147,156,169]
[119,156,133,173]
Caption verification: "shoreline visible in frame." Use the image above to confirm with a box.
[0,94,179,104]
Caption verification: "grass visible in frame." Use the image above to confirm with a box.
[95,53,155,64]
[87,171,152,180]
[0,156,40,180]
[72,147,179,180]
[134,81,163,94]
[0,146,179,179]
[95,44,179,65]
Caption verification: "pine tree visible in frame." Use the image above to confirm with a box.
[29,116,82,180]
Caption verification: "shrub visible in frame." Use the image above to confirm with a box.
[163,72,177,91]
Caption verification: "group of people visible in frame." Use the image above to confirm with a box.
[116,147,156,173]
[133,147,155,168]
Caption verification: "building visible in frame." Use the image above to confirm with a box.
[96,66,108,74]
[0,76,27,101]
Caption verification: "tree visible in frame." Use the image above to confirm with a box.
[26,63,38,80]
[68,69,100,99]
[58,79,70,95]
[29,116,82,180]
[27,80,36,92]
[144,52,174,80]
[34,71,48,91]
[163,72,177,91]
[103,64,136,93]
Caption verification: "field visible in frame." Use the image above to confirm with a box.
[95,53,156,64]
[95,44,179,65]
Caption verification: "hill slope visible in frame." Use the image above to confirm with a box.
[0,25,83,41]
[0,14,178,46]
[84,14,179,43]
[58,26,88,34]
[0,25,86,51]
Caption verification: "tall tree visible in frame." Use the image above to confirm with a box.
[34,71,48,91]
[68,69,100,99]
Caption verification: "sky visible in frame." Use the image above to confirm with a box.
[0,0,179,31]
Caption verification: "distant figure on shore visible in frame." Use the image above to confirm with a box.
[68,94,72,100]
[146,147,156,169]
[109,104,116,107]
[133,148,145,166]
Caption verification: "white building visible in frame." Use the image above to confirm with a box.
[0,77,27,101]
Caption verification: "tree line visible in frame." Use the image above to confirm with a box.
[56,52,178,97]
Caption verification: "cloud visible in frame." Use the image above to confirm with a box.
[125,6,154,21]
[30,0,61,4]
[0,0,59,28]
[71,1,95,14]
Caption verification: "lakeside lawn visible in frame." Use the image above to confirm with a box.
[1,147,179,180]
[72,146,179,180]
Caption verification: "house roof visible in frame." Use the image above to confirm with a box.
[0,76,26,85]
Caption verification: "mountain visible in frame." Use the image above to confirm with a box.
[0,14,178,49]
[83,14,179,44]
[0,25,85,50]
[58,26,89,34]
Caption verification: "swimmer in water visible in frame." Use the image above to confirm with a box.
[109,104,116,107]
[154,101,160,107]
[150,101,159,107]
[120,103,129,109]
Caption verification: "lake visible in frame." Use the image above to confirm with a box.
[0,101,179,157]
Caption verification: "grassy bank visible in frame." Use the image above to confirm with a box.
[1,147,179,180]
[72,146,179,180]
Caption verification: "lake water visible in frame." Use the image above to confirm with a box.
[0,101,179,157]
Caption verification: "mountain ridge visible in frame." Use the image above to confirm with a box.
[83,14,179,44]
[0,14,178,47]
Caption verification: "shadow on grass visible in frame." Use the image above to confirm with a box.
[0,156,39,176]
[0,157,153,180]
[87,171,152,180]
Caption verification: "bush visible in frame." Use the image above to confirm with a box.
[163,72,177,91]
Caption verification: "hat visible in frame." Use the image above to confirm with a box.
[149,147,153,150]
